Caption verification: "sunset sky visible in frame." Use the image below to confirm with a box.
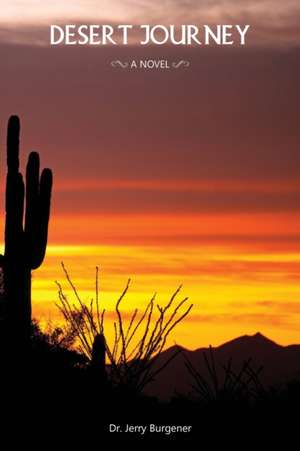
[0,1,300,348]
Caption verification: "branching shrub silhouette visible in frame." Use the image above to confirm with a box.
[56,262,193,394]
[1,116,52,349]
[184,346,265,404]
[34,319,80,351]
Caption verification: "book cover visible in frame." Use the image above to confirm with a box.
[0,1,299,444]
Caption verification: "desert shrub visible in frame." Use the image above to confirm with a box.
[185,346,265,405]
[56,263,192,394]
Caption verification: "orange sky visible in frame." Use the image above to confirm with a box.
[0,208,297,349]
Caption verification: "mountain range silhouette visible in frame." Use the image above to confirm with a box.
[146,333,300,399]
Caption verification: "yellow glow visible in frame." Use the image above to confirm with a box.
[1,209,300,349]
[31,242,300,349]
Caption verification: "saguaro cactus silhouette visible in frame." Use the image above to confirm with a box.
[4,116,52,347]
[91,334,106,379]
[91,333,107,382]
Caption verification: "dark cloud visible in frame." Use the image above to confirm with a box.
[0,43,299,217]
[186,311,296,329]
[52,188,300,214]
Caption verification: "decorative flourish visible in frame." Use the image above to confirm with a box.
[172,60,190,69]
[111,60,129,69]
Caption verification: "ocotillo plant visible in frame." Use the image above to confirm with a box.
[57,264,193,394]
[3,116,52,348]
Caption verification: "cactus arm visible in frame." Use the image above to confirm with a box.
[31,167,53,269]
[25,152,40,267]
[25,151,40,236]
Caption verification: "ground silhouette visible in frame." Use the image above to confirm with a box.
[146,332,300,399]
